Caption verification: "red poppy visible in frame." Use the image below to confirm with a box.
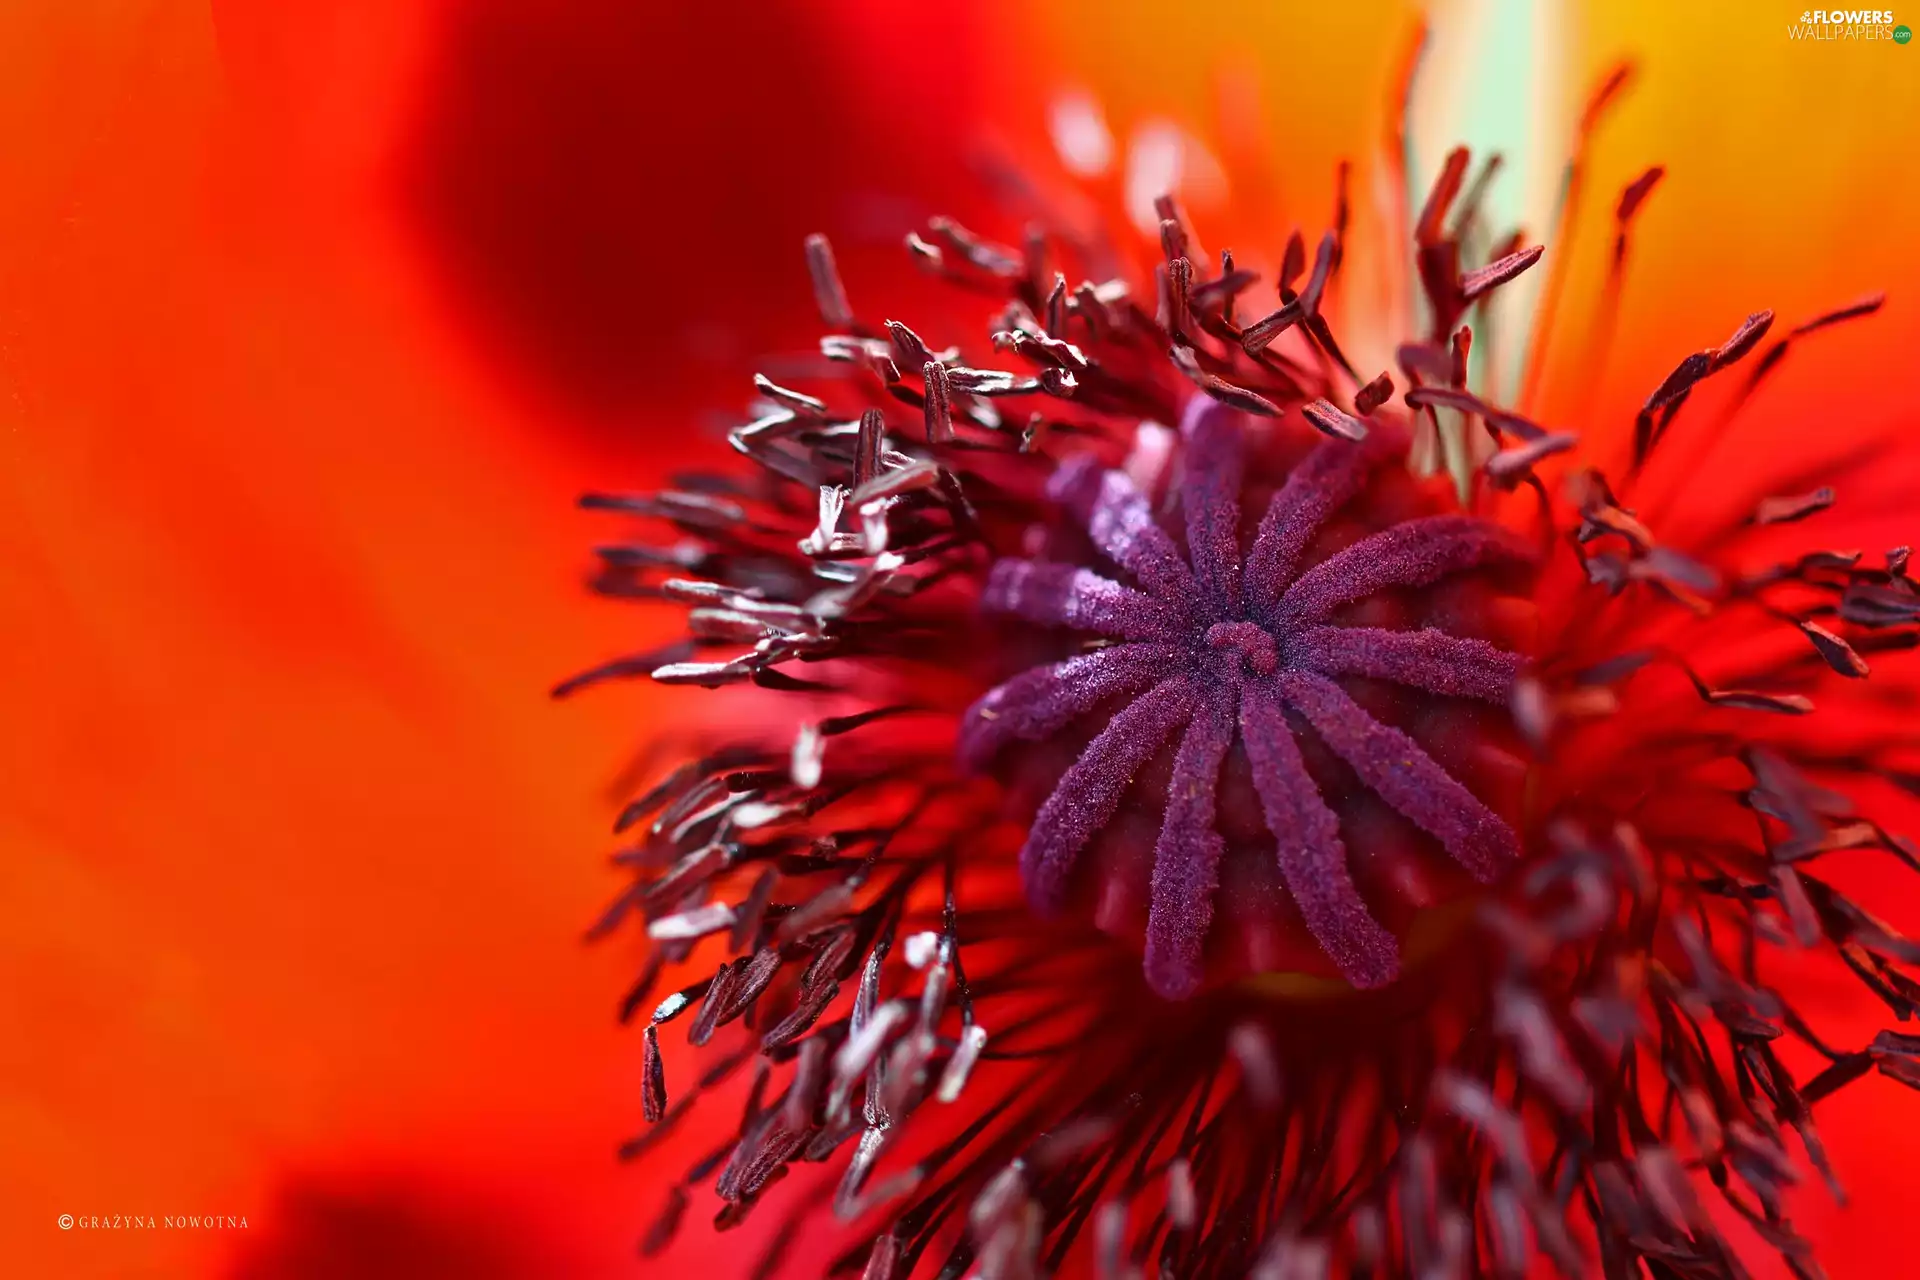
[557,6,1920,1280]
[4,3,1917,1280]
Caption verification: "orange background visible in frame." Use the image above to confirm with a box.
[2,2,1916,1277]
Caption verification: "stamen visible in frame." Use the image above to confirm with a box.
[923,359,954,444]
[850,409,885,491]
[1353,371,1395,417]
[1458,244,1543,304]
[1732,293,1886,412]
[1165,255,1193,340]
[1169,345,1282,417]
[1516,60,1635,412]
[804,232,854,329]
[1301,398,1368,442]
[1632,311,1776,466]
[1486,433,1577,485]
[1752,487,1835,525]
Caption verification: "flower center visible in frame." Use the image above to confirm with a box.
[963,399,1537,999]
[1204,620,1278,676]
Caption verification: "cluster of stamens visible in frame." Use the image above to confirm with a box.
[561,38,1920,1278]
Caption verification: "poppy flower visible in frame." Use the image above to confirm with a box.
[567,13,1920,1280]
[8,4,1917,1280]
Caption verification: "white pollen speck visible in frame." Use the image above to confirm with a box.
[1049,92,1113,178]
[1123,123,1230,238]
[1124,122,1184,235]
[647,903,735,941]
[792,722,824,789]
[1124,422,1176,492]
[1165,1158,1197,1229]
[902,930,942,970]
[937,1024,988,1102]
